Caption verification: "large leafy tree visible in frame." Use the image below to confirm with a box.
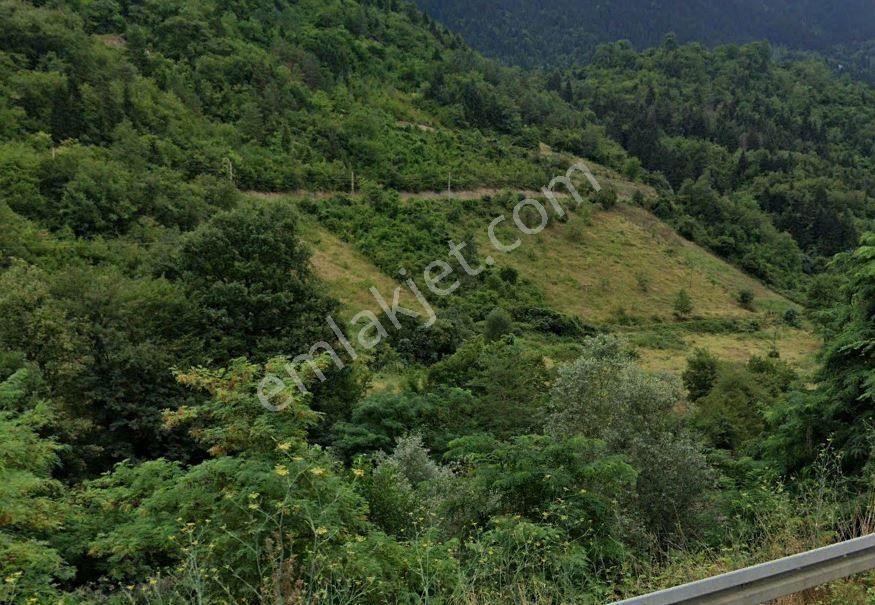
[768,234,875,472]
[76,358,417,604]
[177,201,338,362]
[547,335,713,539]
[0,260,202,469]
[0,369,71,602]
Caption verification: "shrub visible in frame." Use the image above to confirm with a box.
[636,272,651,293]
[610,306,639,326]
[673,289,694,319]
[514,306,595,337]
[499,266,518,284]
[484,307,513,341]
[384,315,460,364]
[330,388,478,459]
[783,307,801,327]
[695,366,768,451]
[382,434,450,485]
[462,516,595,601]
[630,330,685,351]
[548,335,679,442]
[737,289,755,310]
[565,223,585,243]
[747,355,798,395]
[682,348,718,400]
[365,458,418,536]
[594,186,618,210]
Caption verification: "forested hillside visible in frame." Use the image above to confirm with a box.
[570,40,875,282]
[1,0,874,603]
[414,0,875,73]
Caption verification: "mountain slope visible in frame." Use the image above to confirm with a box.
[3,0,873,293]
[0,1,867,603]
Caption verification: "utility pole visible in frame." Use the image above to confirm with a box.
[447,171,452,200]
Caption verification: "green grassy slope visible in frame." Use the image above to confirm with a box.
[480,200,820,374]
[272,178,820,377]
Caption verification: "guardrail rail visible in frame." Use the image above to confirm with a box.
[612,533,875,605]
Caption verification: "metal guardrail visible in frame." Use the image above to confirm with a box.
[611,534,875,605]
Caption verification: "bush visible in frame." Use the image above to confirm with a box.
[548,335,679,442]
[514,306,595,337]
[673,289,694,319]
[547,335,712,540]
[462,516,595,601]
[695,366,768,451]
[384,315,460,364]
[610,306,640,326]
[594,186,618,210]
[737,289,755,310]
[783,307,801,327]
[682,348,718,400]
[484,307,513,341]
[636,272,651,293]
[330,388,478,459]
[565,223,585,243]
[499,266,518,284]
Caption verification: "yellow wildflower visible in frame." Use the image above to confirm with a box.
[274,464,289,477]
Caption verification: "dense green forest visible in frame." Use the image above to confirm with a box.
[571,39,875,282]
[0,0,874,603]
[414,0,875,78]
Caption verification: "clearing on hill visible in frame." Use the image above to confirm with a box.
[255,168,820,376]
